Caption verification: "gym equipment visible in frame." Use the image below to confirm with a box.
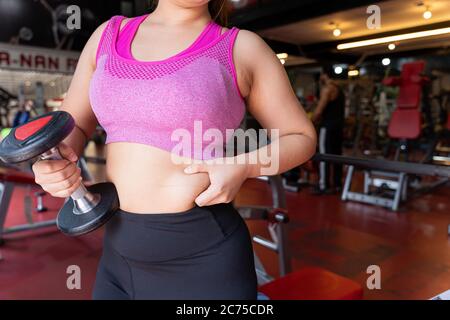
[313,153,450,211]
[237,176,291,280]
[281,163,315,193]
[0,111,119,236]
[430,88,450,165]
[383,60,429,160]
[0,167,56,241]
[259,267,364,300]
[319,62,442,211]
[349,81,378,156]
[34,191,48,213]
[235,175,363,300]
[281,168,301,192]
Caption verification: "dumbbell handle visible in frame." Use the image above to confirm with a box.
[40,147,100,214]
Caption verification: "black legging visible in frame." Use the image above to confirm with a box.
[93,203,257,300]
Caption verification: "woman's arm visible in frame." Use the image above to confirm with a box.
[59,21,108,157]
[32,22,109,198]
[235,30,317,177]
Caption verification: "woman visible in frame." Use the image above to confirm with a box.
[32,0,316,299]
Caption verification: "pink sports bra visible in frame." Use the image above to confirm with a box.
[89,15,246,160]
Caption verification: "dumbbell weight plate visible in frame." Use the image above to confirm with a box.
[0,112,74,163]
[57,182,119,236]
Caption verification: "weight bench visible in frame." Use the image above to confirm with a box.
[338,61,429,211]
[0,166,55,242]
[236,176,364,300]
[314,153,450,212]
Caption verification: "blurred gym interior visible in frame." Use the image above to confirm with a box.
[0,0,449,301]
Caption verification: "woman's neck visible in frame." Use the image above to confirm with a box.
[149,1,211,27]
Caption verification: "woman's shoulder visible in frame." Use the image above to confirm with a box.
[233,29,273,57]
[234,29,265,43]
[233,29,278,65]
[217,25,262,42]
[230,29,279,97]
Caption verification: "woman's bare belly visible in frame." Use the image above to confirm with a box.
[105,142,211,214]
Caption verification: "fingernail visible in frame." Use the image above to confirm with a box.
[184,167,192,174]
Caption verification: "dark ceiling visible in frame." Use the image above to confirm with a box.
[0,0,391,51]
[0,0,126,50]
[0,0,447,64]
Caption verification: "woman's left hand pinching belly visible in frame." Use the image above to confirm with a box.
[184,158,249,207]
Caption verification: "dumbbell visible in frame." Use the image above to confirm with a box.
[0,111,119,236]
[34,191,48,213]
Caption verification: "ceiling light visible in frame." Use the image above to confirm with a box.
[337,27,450,50]
[277,53,289,60]
[334,66,343,74]
[348,70,359,77]
[333,28,341,37]
[423,7,432,19]
[388,43,396,50]
[382,58,391,66]
[329,21,341,37]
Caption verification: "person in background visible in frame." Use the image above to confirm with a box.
[312,65,345,194]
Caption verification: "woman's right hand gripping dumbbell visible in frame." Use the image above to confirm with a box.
[32,143,83,198]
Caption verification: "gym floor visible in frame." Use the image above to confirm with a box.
[1,145,449,300]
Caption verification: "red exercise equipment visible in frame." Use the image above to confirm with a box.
[384,60,428,142]
[259,267,364,300]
